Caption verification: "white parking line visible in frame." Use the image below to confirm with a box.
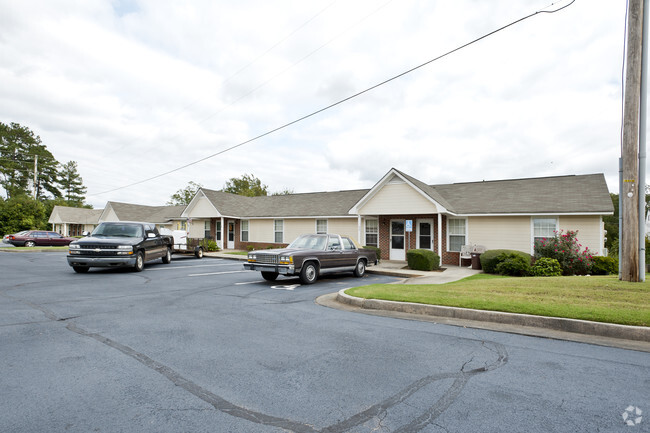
[235,281,265,285]
[150,262,237,271]
[188,270,248,277]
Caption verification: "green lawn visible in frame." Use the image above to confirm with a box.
[2,246,70,251]
[346,274,650,326]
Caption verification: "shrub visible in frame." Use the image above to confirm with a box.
[246,245,255,252]
[591,256,618,275]
[534,230,592,275]
[407,249,440,271]
[363,246,382,262]
[199,239,219,252]
[480,249,532,274]
[531,257,562,277]
[495,253,532,276]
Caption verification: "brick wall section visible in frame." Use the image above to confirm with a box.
[377,214,460,266]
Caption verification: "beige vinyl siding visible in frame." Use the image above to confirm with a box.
[191,196,219,217]
[559,216,603,255]
[359,183,438,215]
[249,219,275,243]
[284,219,318,243]
[102,207,119,222]
[468,216,531,253]
[327,219,359,240]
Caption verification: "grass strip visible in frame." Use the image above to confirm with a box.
[346,274,650,327]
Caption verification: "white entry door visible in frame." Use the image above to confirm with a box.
[417,219,434,250]
[227,221,235,249]
[390,220,405,260]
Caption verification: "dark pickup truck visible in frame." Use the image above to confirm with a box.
[243,233,377,284]
[67,221,174,273]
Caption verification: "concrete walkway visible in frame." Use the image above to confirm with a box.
[367,260,482,283]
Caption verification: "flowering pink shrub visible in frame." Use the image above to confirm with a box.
[534,230,593,275]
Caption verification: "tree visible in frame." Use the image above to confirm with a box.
[272,188,294,196]
[0,122,60,199]
[223,174,268,197]
[0,195,47,235]
[168,181,203,205]
[59,161,87,206]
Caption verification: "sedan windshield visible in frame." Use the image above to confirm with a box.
[288,235,327,250]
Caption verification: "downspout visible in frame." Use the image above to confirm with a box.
[639,0,648,281]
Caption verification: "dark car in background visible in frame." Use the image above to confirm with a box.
[4,230,76,247]
[243,233,378,284]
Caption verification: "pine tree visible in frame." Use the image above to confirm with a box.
[59,161,87,206]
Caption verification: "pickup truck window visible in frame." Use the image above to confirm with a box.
[92,224,144,238]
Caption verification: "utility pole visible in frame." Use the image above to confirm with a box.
[32,155,38,199]
[621,0,644,282]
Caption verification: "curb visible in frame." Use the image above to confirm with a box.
[336,290,650,343]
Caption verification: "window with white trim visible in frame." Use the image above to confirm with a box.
[365,219,378,246]
[204,221,211,239]
[241,220,249,242]
[274,219,283,243]
[316,219,328,234]
[447,218,466,252]
[533,218,557,243]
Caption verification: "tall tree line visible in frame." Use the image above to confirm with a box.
[0,122,89,234]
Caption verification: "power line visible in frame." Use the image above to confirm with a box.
[93,0,576,197]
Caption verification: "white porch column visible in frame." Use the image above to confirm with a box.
[220,217,225,249]
[438,213,443,258]
[357,215,362,246]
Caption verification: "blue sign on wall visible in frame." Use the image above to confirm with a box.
[405,220,413,232]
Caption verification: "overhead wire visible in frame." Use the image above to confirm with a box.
[93,0,576,197]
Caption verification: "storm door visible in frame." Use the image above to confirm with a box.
[227,221,235,249]
[390,220,405,260]
[417,219,433,250]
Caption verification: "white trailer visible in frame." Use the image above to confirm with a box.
[159,229,204,258]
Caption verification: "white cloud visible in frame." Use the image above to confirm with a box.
[0,0,631,209]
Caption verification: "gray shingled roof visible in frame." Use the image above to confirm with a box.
[107,202,186,223]
[49,206,102,224]
[199,171,613,217]
[201,188,368,217]
[433,174,614,214]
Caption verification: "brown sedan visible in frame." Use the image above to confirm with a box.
[243,233,377,284]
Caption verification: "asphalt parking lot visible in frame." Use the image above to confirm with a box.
[1,251,648,432]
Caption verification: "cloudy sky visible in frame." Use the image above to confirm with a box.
[0,0,631,208]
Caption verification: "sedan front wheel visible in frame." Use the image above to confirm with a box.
[299,262,318,284]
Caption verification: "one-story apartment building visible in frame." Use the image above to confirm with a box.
[49,201,186,236]
[181,168,614,265]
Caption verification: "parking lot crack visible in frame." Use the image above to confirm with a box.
[64,321,320,433]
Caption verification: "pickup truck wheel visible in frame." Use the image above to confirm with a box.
[299,262,318,284]
[261,271,279,281]
[353,260,366,277]
[195,247,204,259]
[162,247,171,264]
[133,251,145,272]
[73,266,89,273]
